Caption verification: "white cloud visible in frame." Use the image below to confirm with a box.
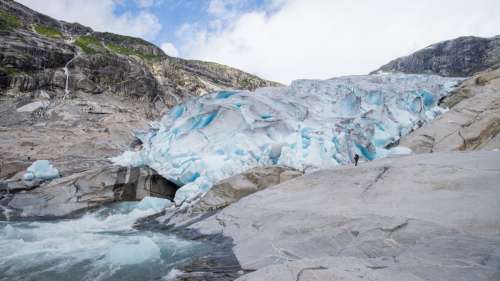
[135,0,162,8]
[180,0,500,84]
[160,42,179,57]
[17,0,162,40]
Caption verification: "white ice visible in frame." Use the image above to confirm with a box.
[22,159,60,183]
[112,74,463,203]
[105,236,161,265]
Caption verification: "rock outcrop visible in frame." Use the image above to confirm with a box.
[372,35,500,77]
[399,68,500,153]
[161,166,303,229]
[164,151,500,281]
[0,165,179,219]
[0,0,280,180]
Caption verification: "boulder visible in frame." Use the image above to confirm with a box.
[0,165,179,220]
[162,166,303,229]
[192,166,303,212]
[177,151,500,281]
[400,68,500,153]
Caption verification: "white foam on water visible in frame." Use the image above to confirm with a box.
[0,197,199,281]
[105,236,161,265]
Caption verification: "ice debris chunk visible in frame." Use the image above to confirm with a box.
[22,160,60,183]
[105,236,161,265]
[112,74,463,203]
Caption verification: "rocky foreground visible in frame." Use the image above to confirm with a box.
[159,150,500,281]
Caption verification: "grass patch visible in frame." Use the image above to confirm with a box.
[106,42,161,61]
[0,10,20,30]
[75,34,162,60]
[0,65,19,76]
[74,35,105,54]
[239,78,251,88]
[34,24,62,39]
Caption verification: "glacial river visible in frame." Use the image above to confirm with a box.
[0,198,206,281]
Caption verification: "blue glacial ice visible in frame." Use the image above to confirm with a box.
[22,159,60,183]
[112,74,463,203]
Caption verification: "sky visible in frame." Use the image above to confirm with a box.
[17,0,500,84]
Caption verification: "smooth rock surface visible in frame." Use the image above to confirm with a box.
[179,151,500,281]
[0,165,179,219]
[400,68,500,153]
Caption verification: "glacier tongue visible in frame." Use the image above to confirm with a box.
[112,74,463,203]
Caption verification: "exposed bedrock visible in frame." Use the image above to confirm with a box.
[157,151,500,281]
[372,35,500,77]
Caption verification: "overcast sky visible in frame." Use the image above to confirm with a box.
[17,0,500,84]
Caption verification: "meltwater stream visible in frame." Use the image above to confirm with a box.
[0,198,205,281]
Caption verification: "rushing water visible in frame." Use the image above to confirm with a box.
[0,198,206,281]
[63,52,79,97]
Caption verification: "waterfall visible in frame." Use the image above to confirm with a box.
[63,52,79,96]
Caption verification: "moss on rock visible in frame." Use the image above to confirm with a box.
[34,24,62,39]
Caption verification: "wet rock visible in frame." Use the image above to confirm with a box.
[400,68,500,152]
[0,165,179,220]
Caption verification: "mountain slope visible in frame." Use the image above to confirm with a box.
[0,0,279,104]
[372,35,500,77]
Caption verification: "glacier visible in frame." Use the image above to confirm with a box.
[112,74,463,203]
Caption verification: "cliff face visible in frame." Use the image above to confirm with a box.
[0,0,279,180]
[372,35,500,77]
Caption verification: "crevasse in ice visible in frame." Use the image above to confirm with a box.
[112,74,463,202]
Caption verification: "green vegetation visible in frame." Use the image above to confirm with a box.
[0,65,18,76]
[75,34,163,61]
[105,42,161,61]
[100,32,138,43]
[0,11,20,30]
[74,35,105,54]
[34,24,62,39]
[239,78,251,88]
